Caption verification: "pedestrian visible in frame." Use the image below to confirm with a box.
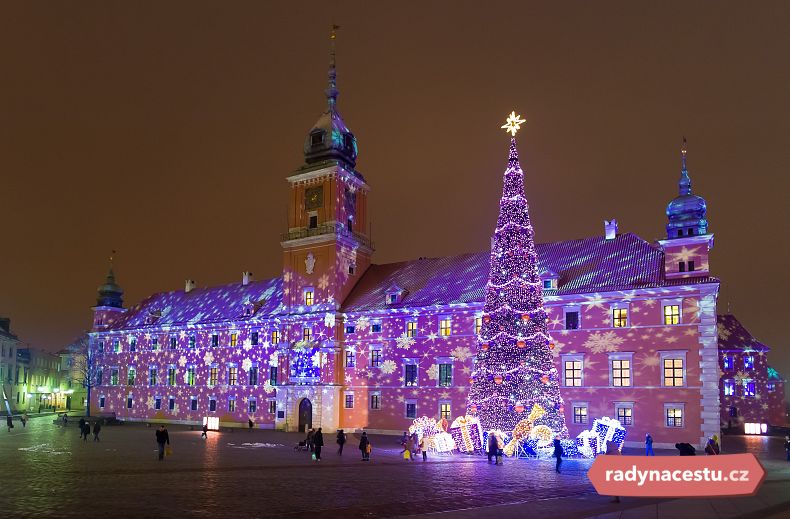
[410,432,419,458]
[6,415,13,432]
[400,431,409,446]
[711,435,721,454]
[336,429,346,455]
[248,418,254,432]
[487,431,498,463]
[359,431,370,461]
[201,423,208,439]
[553,436,563,473]
[419,437,427,461]
[62,414,68,426]
[606,440,621,503]
[93,421,101,442]
[82,422,90,442]
[156,425,170,461]
[21,413,27,428]
[402,437,414,460]
[495,432,504,465]
[785,436,790,462]
[306,428,315,452]
[313,427,324,461]
[645,433,654,456]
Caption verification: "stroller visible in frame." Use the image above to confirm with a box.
[294,440,309,451]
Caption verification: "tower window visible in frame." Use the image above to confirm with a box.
[343,134,353,149]
[687,228,694,236]
[679,261,686,272]
[677,229,683,237]
[304,290,314,306]
[309,215,318,229]
[688,260,695,272]
[347,218,353,232]
[310,132,324,146]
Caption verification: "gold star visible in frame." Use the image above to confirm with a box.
[501,111,526,136]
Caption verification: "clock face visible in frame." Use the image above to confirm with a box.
[305,186,323,210]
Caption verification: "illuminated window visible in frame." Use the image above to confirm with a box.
[612,308,628,328]
[228,367,238,386]
[573,404,588,424]
[167,367,177,386]
[209,398,217,412]
[565,311,580,330]
[744,356,754,370]
[189,335,196,349]
[345,350,355,368]
[251,332,259,345]
[271,330,279,344]
[269,366,278,386]
[663,357,685,387]
[370,392,381,410]
[474,317,482,335]
[663,305,681,325]
[268,400,276,414]
[439,401,452,420]
[113,340,120,353]
[149,368,157,386]
[344,393,354,409]
[248,398,256,413]
[127,367,136,386]
[742,379,755,397]
[723,355,734,370]
[111,368,119,386]
[303,328,312,342]
[405,400,417,419]
[439,364,453,387]
[370,349,382,368]
[304,290,314,306]
[186,367,196,386]
[407,321,418,338]
[151,338,158,351]
[767,382,776,392]
[665,405,683,427]
[439,318,452,336]
[616,403,633,426]
[404,363,418,386]
[249,366,258,386]
[723,379,735,396]
[209,367,218,386]
[228,397,236,412]
[170,337,177,349]
[211,335,219,347]
[563,358,583,387]
[230,334,237,347]
[130,338,136,352]
[611,358,631,387]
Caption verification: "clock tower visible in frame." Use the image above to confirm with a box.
[280,30,373,314]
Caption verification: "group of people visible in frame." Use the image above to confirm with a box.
[399,431,427,461]
[78,417,101,441]
[300,428,372,461]
[5,413,28,432]
[486,431,505,464]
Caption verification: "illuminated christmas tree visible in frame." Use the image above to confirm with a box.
[466,112,569,440]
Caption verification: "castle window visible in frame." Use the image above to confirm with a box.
[439,317,452,336]
[370,392,381,410]
[687,228,694,236]
[127,395,133,409]
[438,363,453,387]
[110,368,119,386]
[665,404,684,427]
[230,333,237,347]
[407,321,418,338]
[228,397,236,412]
[99,396,105,408]
[168,397,175,411]
[345,350,355,368]
[744,355,754,370]
[304,290,314,306]
[167,367,177,386]
[344,392,354,409]
[248,398,256,413]
[404,359,419,386]
[679,261,686,272]
[439,401,452,420]
[271,330,279,344]
[149,368,157,386]
[151,338,158,351]
[405,400,417,419]
[723,355,734,371]
[249,366,259,386]
[209,398,217,412]
[127,367,136,386]
[269,366,278,386]
[723,379,735,396]
[615,403,634,426]
[688,260,695,272]
[186,367,196,386]
[170,337,177,350]
[251,332,259,345]
[113,340,120,353]
[662,355,685,387]
[130,338,136,352]
[211,334,219,347]
[562,355,583,387]
[190,397,198,411]
[573,403,588,424]
[663,304,681,325]
[474,317,482,335]
[565,311,580,330]
[345,325,355,334]
[612,308,628,328]
[609,354,632,387]
[209,367,218,386]
[371,323,382,333]
[742,379,755,397]
[310,131,324,146]
[309,214,318,229]
[302,327,312,342]
[228,367,238,386]
[154,396,161,410]
[767,382,776,392]
[370,348,382,368]
[189,335,196,348]
[268,400,276,414]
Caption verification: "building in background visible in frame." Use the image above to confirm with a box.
[86,47,785,449]
[1,318,20,415]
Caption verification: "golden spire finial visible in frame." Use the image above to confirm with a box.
[330,24,340,40]
[501,111,526,137]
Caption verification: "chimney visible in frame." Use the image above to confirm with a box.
[604,219,618,240]
[185,280,196,293]
[242,271,253,286]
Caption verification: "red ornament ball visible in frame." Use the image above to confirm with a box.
[515,404,525,413]
[481,343,489,351]
[549,342,555,350]
[483,315,491,323]
[540,375,550,384]
[521,313,530,321]
[517,340,526,348]
[494,375,504,385]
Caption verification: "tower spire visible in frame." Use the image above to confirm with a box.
[326,24,340,110]
[679,136,692,195]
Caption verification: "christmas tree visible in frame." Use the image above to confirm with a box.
[466,112,569,441]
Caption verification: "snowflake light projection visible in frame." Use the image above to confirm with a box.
[466,118,569,441]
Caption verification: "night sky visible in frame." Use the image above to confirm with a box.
[1,3,788,381]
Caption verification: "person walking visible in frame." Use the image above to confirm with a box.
[6,415,13,432]
[645,433,654,456]
[201,423,208,439]
[21,413,27,428]
[306,428,315,452]
[399,432,409,447]
[82,422,90,442]
[156,425,170,461]
[359,431,370,461]
[402,437,414,461]
[248,418,254,432]
[487,431,498,463]
[313,427,324,461]
[606,440,621,503]
[553,437,563,473]
[336,429,346,455]
[79,417,86,439]
[418,437,427,461]
[92,421,101,442]
[495,433,504,465]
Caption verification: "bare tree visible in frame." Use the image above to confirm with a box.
[67,334,103,417]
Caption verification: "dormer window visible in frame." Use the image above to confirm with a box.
[540,271,559,291]
[343,133,354,150]
[310,131,324,146]
[303,288,314,306]
[385,285,407,305]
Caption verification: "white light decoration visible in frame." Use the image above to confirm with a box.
[500,111,526,136]
[203,416,219,431]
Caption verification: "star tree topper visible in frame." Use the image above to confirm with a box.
[501,111,526,136]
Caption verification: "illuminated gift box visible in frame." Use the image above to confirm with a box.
[592,416,626,453]
[575,429,599,458]
[450,415,483,452]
